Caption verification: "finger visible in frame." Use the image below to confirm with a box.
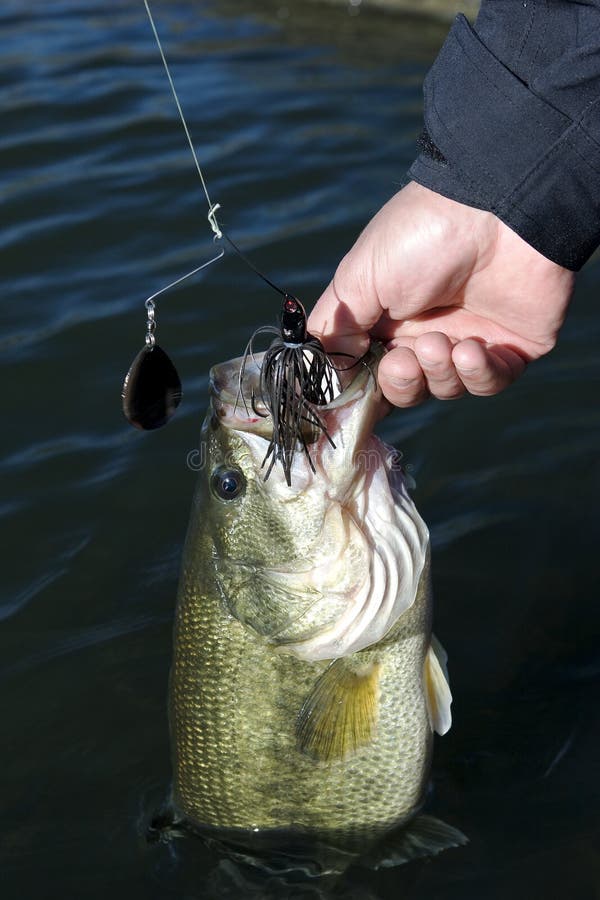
[378,346,429,408]
[413,332,466,400]
[308,208,395,356]
[308,274,377,358]
[452,339,527,396]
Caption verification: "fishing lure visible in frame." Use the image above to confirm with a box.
[121,0,354,481]
[238,295,339,485]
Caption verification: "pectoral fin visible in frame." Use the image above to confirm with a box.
[424,635,452,736]
[296,658,380,761]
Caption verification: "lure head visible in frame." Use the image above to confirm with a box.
[280,296,307,344]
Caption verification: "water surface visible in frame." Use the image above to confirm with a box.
[2,1,599,898]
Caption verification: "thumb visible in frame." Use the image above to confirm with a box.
[307,235,386,358]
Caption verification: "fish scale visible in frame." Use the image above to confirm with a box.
[171,552,432,841]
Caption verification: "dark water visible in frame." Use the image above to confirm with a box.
[2,1,599,897]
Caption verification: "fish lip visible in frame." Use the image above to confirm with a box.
[209,343,382,431]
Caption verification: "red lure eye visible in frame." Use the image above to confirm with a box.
[281,296,307,344]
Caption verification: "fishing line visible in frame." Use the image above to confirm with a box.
[142,0,294,298]
[142,0,220,237]
[220,231,297,300]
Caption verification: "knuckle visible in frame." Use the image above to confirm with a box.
[424,365,458,385]
[432,385,466,400]
[391,393,429,408]
[384,380,428,407]
[465,371,507,395]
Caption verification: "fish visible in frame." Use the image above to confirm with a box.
[166,342,462,871]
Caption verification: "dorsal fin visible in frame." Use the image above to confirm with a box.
[424,635,452,736]
[296,658,381,761]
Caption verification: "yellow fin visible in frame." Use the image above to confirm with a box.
[424,635,452,736]
[296,659,380,761]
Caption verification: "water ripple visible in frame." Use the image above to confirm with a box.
[0,612,165,680]
[1,3,598,895]
[1,530,91,622]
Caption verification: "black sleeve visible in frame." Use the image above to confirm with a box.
[408,1,600,271]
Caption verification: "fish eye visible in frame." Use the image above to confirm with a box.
[210,465,246,502]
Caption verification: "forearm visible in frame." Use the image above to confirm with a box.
[409,0,600,270]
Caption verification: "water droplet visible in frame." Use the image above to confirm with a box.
[122,344,182,430]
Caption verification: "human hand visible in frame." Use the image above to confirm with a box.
[308,182,575,406]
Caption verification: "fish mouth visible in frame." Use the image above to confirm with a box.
[209,344,382,437]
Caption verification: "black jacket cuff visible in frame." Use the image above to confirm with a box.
[408,14,600,271]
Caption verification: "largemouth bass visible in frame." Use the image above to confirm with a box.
[168,344,455,865]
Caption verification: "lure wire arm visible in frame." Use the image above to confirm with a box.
[144,248,225,310]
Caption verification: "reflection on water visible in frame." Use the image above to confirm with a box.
[2,1,599,898]
[143,808,467,898]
